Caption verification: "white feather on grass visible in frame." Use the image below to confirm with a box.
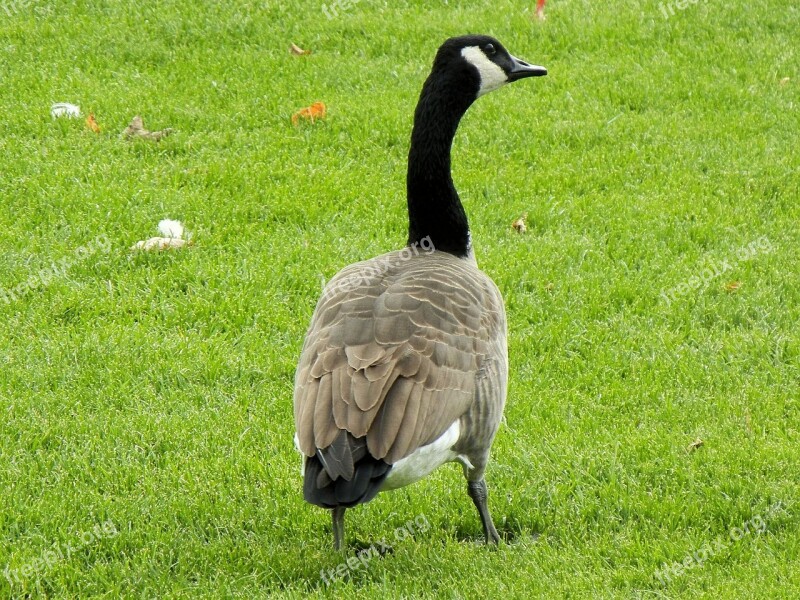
[158,219,184,239]
[131,219,191,251]
[51,102,81,118]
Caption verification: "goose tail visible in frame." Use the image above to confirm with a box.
[303,430,391,508]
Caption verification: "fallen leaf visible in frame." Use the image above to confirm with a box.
[290,43,312,56]
[51,102,80,118]
[725,281,742,292]
[535,0,546,20]
[292,102,327,126]
[687,438,704,452]
[131,237,188,251]
[123,116,173,141]
[86,113,101,134]
[779,77,790,86]
[512,213,528,233]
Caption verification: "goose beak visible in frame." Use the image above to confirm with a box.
[508,55,547,81]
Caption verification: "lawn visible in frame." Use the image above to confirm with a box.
[1,0,798,598]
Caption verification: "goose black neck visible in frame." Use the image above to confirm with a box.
[406,71,475,257]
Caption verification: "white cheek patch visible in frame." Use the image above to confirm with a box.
[461,46,508,96]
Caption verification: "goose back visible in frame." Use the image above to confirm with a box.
[294,249,507,469]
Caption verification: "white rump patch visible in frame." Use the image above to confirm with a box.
[461,46,507,97]
[381,421,473,490]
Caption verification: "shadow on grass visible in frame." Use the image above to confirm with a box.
[451,522,542,546]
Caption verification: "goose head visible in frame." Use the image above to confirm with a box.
[427,34,547,103]
[407,35,546,256]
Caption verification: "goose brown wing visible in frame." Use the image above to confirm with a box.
[294,250,504,465]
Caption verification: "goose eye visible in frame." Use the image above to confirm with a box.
[484,43,496,56]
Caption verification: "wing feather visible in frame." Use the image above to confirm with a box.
[367,377,415,459]
[313,373,337,449]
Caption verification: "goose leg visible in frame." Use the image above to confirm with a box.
[467,479,500,544]
[331,506,346,550]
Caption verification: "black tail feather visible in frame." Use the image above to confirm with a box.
[303,433,391,508]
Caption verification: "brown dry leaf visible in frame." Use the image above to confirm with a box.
[290,43,312,56]
[687,438,704,452]
[779,77,790,86]
[86,113,101,134]
[512,212,528,233]
[123,116,173,141]
[725,281,742,292]
[131,237,188,251]
[292,101,327,126]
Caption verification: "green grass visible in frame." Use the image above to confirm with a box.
[1,0,799,597]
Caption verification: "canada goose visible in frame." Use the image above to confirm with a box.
[294,34,546,549]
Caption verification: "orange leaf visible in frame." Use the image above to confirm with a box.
[292,101,327,126]
[725,281,742,292]
[86,113,101,134]
[535,0,546,20]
